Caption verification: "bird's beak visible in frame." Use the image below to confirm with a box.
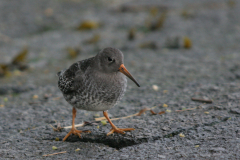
[118,64,140,87]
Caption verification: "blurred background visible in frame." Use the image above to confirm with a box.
[0,0,239,88]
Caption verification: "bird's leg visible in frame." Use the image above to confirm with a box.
[103,111,135,136]
[63,107,91,141]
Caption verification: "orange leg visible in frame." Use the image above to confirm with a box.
[63,107,90,141]
[103,111,135,136]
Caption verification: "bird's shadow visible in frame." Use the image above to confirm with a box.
[59,130,145,149]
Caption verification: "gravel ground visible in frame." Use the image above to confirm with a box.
[0,0,240,159]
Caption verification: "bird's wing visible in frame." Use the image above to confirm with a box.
[57,57,94,93]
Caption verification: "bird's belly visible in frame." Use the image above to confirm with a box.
[75,102,115,111]
[63,90,122,111]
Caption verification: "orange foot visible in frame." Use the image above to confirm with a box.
[107,127,135,136]
[63,128,91,141]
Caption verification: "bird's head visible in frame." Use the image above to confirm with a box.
[96,47,140,87]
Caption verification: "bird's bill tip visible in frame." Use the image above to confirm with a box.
[118,64,140,87]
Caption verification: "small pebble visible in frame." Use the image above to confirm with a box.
[204,112,209,114]
[158,154,166,159]
[166,109,171,113]
[33,95,38,99]
[183,36,192,49]
[55,137,59,141]
[0,104,4,108]
[4,97,8,102]
[128,28,136,41]
[101,120,107,126]
[179,133,185,137]
[195,145,199,148]
[52,146,57,150]
[75,148,81,151]
[77,20,99,30]
[44,8,53,16]
[163,104,168,107]
[13,70,21,76]
[94,113,100,117]
[163,90,168,93]
[152,85,159,91]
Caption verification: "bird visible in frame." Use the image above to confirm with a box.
[57,47,140,141]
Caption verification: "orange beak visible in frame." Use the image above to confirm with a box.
[118,64,140,87]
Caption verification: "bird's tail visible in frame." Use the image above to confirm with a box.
[56,70,66,77]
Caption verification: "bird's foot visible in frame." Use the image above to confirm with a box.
[107,127,135,136]
[63,128,91,141]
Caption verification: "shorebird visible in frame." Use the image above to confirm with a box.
[57,47,140,141]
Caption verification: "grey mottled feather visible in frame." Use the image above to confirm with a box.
[57,57,94,93]
[57,55,127,111]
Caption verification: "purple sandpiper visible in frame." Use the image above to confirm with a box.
[57,47,140,141]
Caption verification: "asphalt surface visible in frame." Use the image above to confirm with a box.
[0,0,240,159]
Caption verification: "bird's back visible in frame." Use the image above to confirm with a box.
[57,57,94,94]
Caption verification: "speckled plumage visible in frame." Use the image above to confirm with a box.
[58,47,140,141]
[57,48,127,111]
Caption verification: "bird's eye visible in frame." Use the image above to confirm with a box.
[108,57,113,62]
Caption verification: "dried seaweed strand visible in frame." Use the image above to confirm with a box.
[52,97,61,100]
[175,107,197,112]
[158,111,165,115]
[43,151,67,157]
[95,107,156,121]
[64,107,157,129]
[64,122,85,129]
[150,110,157,115]
[49,122,63,131]
[191,97,212,103]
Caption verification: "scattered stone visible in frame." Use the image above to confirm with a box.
[158,154,166,158]
[52,146,58,150]
[94,113,100,117]
[139,41,157,49]
[152,85,159,91]
[33,95,39,99]
[165,36,180,49]
[84,34,100,44]
[162,126,170,131]
[163,104,168,107]
[44,8,53,17]
[183,36,192,49]
[163,90,168,94]
[179,133,185,137]
[101,120,107,126]
[149,11,167,31]
[166,109,171,113]
[230,109,240,114]
[3,97,8,102]
[128,28,136,41]
[66,47,81,59]
[77,20,99,30]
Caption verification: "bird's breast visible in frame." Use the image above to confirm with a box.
[64,72,127,111]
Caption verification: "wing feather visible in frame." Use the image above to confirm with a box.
[57,57,94,93]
